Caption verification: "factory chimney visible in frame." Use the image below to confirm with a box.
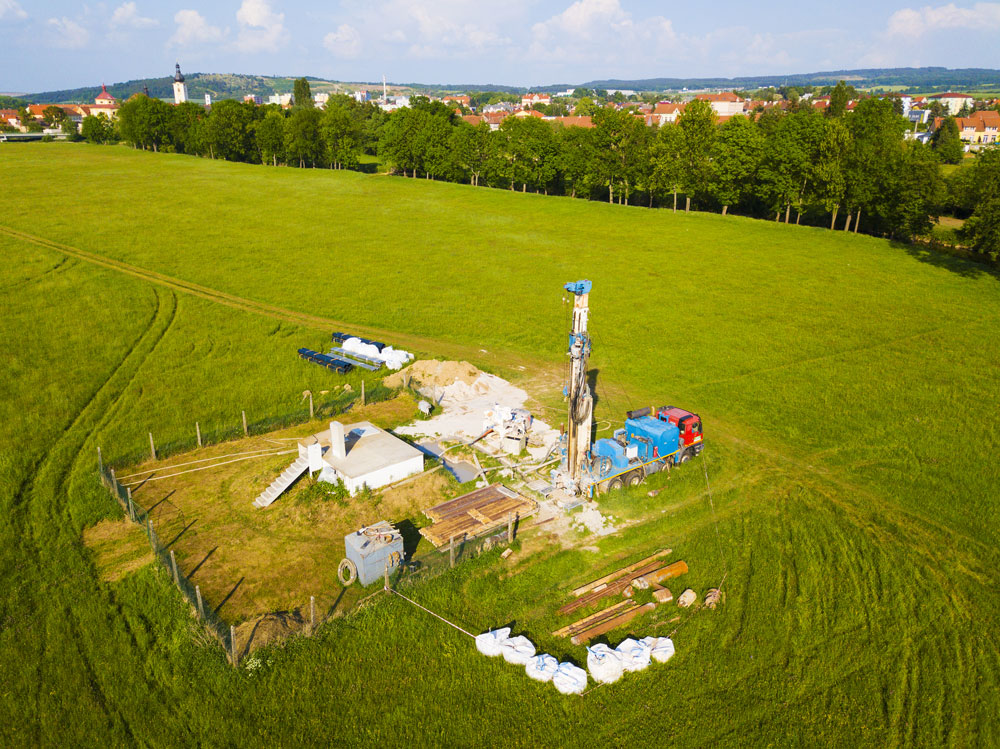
[330,421,346,459]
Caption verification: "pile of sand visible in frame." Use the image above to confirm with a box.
[384,360,482,391]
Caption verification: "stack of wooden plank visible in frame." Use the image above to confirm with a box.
[419,484,536,548]
[553,550,689,643]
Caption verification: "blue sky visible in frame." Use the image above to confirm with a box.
[1,0,999,92]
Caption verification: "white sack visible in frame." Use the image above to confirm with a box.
[552,662,588,695]
[586,643,624,684]
[640,636,676,664]
[475,627,510,657]
[525,653,559,682]
[500,635,536,665]
[616,637,652,672]
[343,338,414,371]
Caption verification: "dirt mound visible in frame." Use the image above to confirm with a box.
[384,360,483,391]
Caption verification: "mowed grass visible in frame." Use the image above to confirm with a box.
[1,143,999,746]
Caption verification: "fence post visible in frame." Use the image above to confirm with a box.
[146,517,153,548]
[384,562,389,590]
[310,595,316,630]
[449,535,456,568]
[196,421,202,448]
[127,487,135,522]
[309,392,314,419]
[196,585,205,619]
[230,625,237,665]
[361,379,366,407]
[242,410,248,437]
[170,550,179,585]
[97,446,103,473]
[507,513,514,544]
[149,432,156,461]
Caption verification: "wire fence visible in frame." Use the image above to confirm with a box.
[109,380,398,468]
[99,460,242,663]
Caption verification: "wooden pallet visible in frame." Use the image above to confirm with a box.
[419,484,536,548]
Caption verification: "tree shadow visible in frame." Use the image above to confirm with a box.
[894,240,999,281]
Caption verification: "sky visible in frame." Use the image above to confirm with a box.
[1,0,999,93]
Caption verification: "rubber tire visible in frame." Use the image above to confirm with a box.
[627,471,643,487]
[337,558,358,586]
[608,477,625,491]
[679,450,691,464]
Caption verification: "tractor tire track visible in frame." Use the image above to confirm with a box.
[21,285,180,745]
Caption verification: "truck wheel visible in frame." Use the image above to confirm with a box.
[337,558,357,586]
[608,477,624,491]
[679,450,691,464]
[627,471,643,487]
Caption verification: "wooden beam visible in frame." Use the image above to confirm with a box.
[552,600,635,638]
[571,549,671,597]
[570,603,656,645]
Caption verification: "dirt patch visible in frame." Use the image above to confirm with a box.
[83,518,154,582]
[384,360,482,390]
[236,610,307,657]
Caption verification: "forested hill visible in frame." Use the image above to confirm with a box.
[577,67,1000,92]
[29,73,328,104]
[29,67,1000,103]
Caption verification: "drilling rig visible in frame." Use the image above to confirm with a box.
[553,280,705,497]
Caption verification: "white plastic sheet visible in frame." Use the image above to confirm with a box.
[500,635,536,665]
[616,637,652,672]
[343,337,414,371]
[525,653,559,682]
[586,643,624,684]
[475,627,510,657]
[552,662,588,695]
[640,636,676,664]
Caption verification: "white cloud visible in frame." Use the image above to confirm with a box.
[887,2,1000,36]
[369,0,517,58]
[169,9,225,46]
[0,0,27,22]
[110,2,158,29]
[324,24,362,59]
[529,0,677,63]
[46,17,89,48]
[234,0,288,53]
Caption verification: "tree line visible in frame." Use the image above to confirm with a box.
[98,82,996,254]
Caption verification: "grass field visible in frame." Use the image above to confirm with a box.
[2,142,999,746]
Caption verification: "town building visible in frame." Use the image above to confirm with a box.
[694,92,745,117]
[522,92,551,108]
[930,92,974,115]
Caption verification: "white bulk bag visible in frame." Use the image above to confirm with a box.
[500,635,536,665]
[552,662,588,695]
[525,653,559,682]
[616,637,652,672]
[475,627,511,657]
[586,643,624,684]
[640,636,676,663]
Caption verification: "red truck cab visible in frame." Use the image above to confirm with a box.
[657,406,704,454]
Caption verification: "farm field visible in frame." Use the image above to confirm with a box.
[1,143,999,746]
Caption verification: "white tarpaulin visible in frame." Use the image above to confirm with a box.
[500,635,536,665]
[586,643,624,684]
[525,653,559,682]
[616,638,652,672]
[640,636,676,663]
[475,627,510,657]
[552,662,588,695]
[342,337,414,371]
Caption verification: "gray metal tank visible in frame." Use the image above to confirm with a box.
[344,521,404,585]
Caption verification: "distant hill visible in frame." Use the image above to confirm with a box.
[28,73,337,104]
[575,67,1000,92]
[26,66,1000,103]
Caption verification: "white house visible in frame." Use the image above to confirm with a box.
[694,92,745,117]
[299,421,424,495]
[931,92,974,115]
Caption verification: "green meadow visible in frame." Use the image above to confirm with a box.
[1,142,998,746]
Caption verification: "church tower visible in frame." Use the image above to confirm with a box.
[173,63,188,105]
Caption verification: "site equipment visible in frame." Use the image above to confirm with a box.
[552,280,704,496]
[298,347,354,374]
